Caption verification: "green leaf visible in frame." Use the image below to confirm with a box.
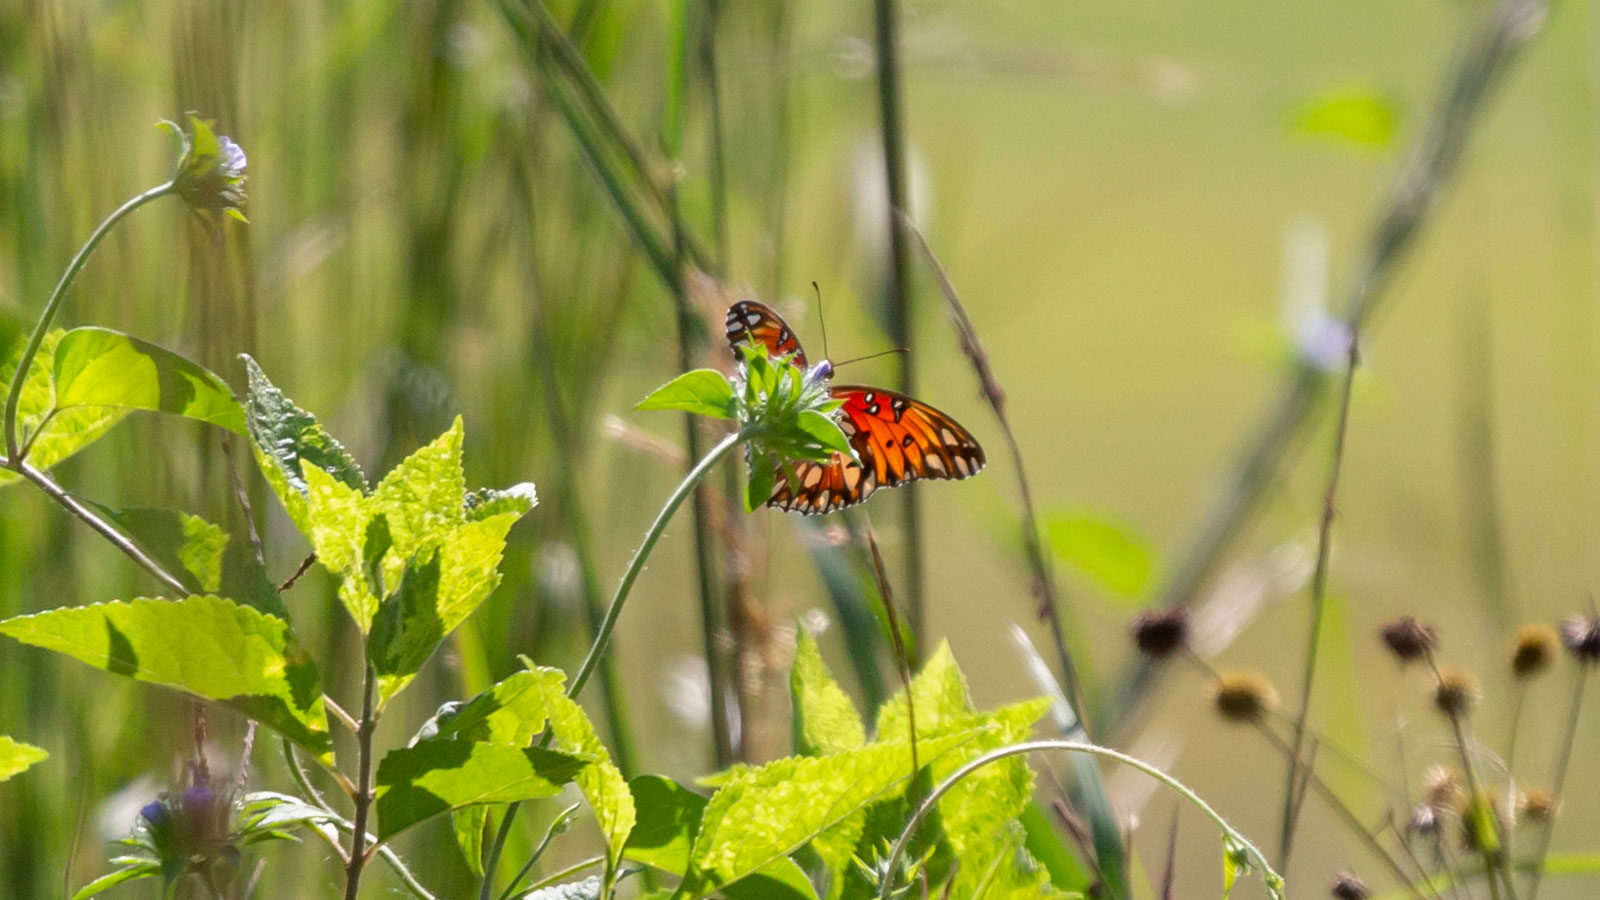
[796,409,851,456]
[465,483,538,521]
[1287,86,1399,148]
[686,732,972,893]
[624,775,706,875]
[791,629,864,756]
[70,861,162,900]
[453,805,489,877]
[302,464,380,629]
[1045,512,1157,601]
[724,859,820,900]
[52,327,245,433]
[374,739,588,840]
[90,506,288,620]
[636,368,735,419]
[0,596,331,762]
[522,877,601,900]
[243,355,365,531]
[370,417,466,562]
[0,735,47,782]
[0,330,127,488]
[745,453,775,513]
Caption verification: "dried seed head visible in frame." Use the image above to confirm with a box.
[1423,766,1464,810]
[1561,615,1600,665]
[1407,803,1441,836]
[1518,788,1558,825]
[1433,665,1480,717]
[1211,670,1278,724]
[1330,871,1371,900]
[1131,606,1189,659]
[1510,624,1559,679]
[1380,616,1436,664]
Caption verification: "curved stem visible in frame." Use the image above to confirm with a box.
[4,181,174,461]
[877,740,1284,900]
[566,426,750,700]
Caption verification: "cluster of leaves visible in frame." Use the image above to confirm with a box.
[637,343,851,510]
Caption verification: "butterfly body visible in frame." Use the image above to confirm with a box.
[725,300,985,515]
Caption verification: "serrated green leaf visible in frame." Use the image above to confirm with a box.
[0,596,331,762]
[453,805,489,877]
[1045,512,1157,601]
[86,506,288,620]
[70,861,162,900]
[636,369,735,419]
[872,641,973,740]
[687,731,972,893]
[370,417,466,560]
[302,463,379,628]
[624,775,706,875]
[0,735,47,782]
[52,327,245,433]
[791,629,864,756]
[465,483,538,521]
[0,330,127,488]
[243,356,364,531]
[522,877,601,900]
[796,409,851,456]
[374,739,588,840]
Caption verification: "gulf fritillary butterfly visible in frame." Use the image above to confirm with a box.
[725,299,986,514]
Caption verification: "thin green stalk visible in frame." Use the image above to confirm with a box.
[4,181,174,461]
[877,740,1283,900]
[870,0,925,641]
[1426,653,1513,900]
[568,427,751,699]
[497,802,581,900]
[1105,0,1549,738]
[1280,328,1361,867]
[343,661,378,900]
[1524,669,1590,900]
[479,805,520,900]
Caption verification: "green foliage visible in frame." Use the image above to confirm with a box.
[0,596,331,762]
[0,736,46,782]
[52,327,245,433]
[163,114,248,221]
[790,629,865,756]
[1046,511,1157,601]
[624,774,707,875]
[243,365,535,703]
[94,505,285,618]
[636,368,736,419]
[374,740,588,840]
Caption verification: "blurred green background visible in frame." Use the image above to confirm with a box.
[1,0,1597,897]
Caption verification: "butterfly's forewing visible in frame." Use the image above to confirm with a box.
[766,385,986,515]
[724,300,808,369]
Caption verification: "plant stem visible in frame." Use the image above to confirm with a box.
[1104,0,1549,737]
[870,0,925,642]
[877,740,1283,900]
[568,427,750,699]
[343,661,378,900]
[863,521,917,777]
[1279,326,1361,867]
[1523,668,1589,900]
[496,802,581,900]
[4,181,174,461]
[479,805,520,900]
[8,460,190,595]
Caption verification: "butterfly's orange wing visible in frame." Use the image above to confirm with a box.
[724,300,808,369]
[767,385,986,514]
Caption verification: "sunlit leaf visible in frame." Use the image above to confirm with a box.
[53,327,245,433]
[374,739,588,840]
[242,355,365,532]
[0,596,331,762]
[796,409,850,456]
[0,736,47,782]
[69,861,162,900]
[624,774,706,875]
[790,629,864,756]
[1046,511,1157,601]
[452,805,489,877]
[636,369,735,419]
[0,330,126,488]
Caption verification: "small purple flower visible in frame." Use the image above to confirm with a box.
[164,114,248,222]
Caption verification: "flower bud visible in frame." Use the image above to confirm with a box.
[1379,616,1435,664]
[1210,670,1278,724]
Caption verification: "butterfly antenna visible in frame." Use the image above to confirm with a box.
[831,347,911,369]
[812,281,830,361]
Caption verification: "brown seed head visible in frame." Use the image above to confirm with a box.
[1433,665,1480,717]
[1330,872,1371,900]
[1561,615,1600,665]
[1423,766,1463,810]
[1518,788,1558,825]
[1211,670,1278,724]
[1510,624,1559,679]
[1380,616,1436,664]
[1131,606,1189,659]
